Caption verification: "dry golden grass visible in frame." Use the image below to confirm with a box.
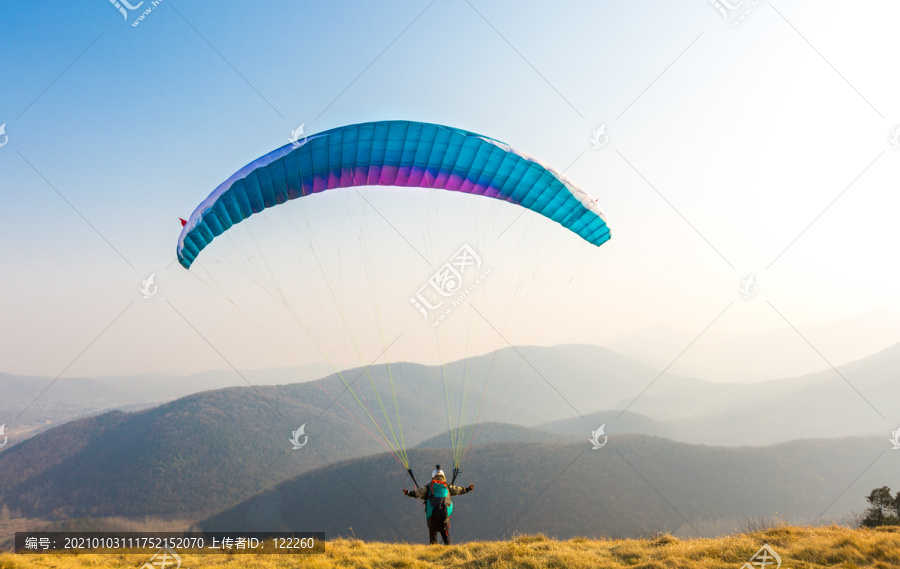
[1,525,898,568]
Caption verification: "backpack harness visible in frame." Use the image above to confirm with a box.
[424,479,453,520]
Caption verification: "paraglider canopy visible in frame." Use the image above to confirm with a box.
[177,120,610,269]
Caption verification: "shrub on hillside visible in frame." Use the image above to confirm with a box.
[861,486,900,528]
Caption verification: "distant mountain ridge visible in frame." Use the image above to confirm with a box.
[0,363,332,438]
[608,310,900,383]
[414,422,579,448]
[5,341,899,446]
[540,410,662,438]
[2,342,899,524]
[200,434,897,541]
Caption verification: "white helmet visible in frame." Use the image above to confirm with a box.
[432,465,444,478]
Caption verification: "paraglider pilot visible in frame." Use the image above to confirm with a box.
[403,465,474,545]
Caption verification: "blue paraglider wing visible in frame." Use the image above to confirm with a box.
[177,120,610,269]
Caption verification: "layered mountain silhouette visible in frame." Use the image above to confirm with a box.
[1,343,897,532]
[199,435,896,541]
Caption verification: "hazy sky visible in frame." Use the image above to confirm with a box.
[3,0,900,381]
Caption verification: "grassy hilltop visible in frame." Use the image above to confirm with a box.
[2,526,898,569]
